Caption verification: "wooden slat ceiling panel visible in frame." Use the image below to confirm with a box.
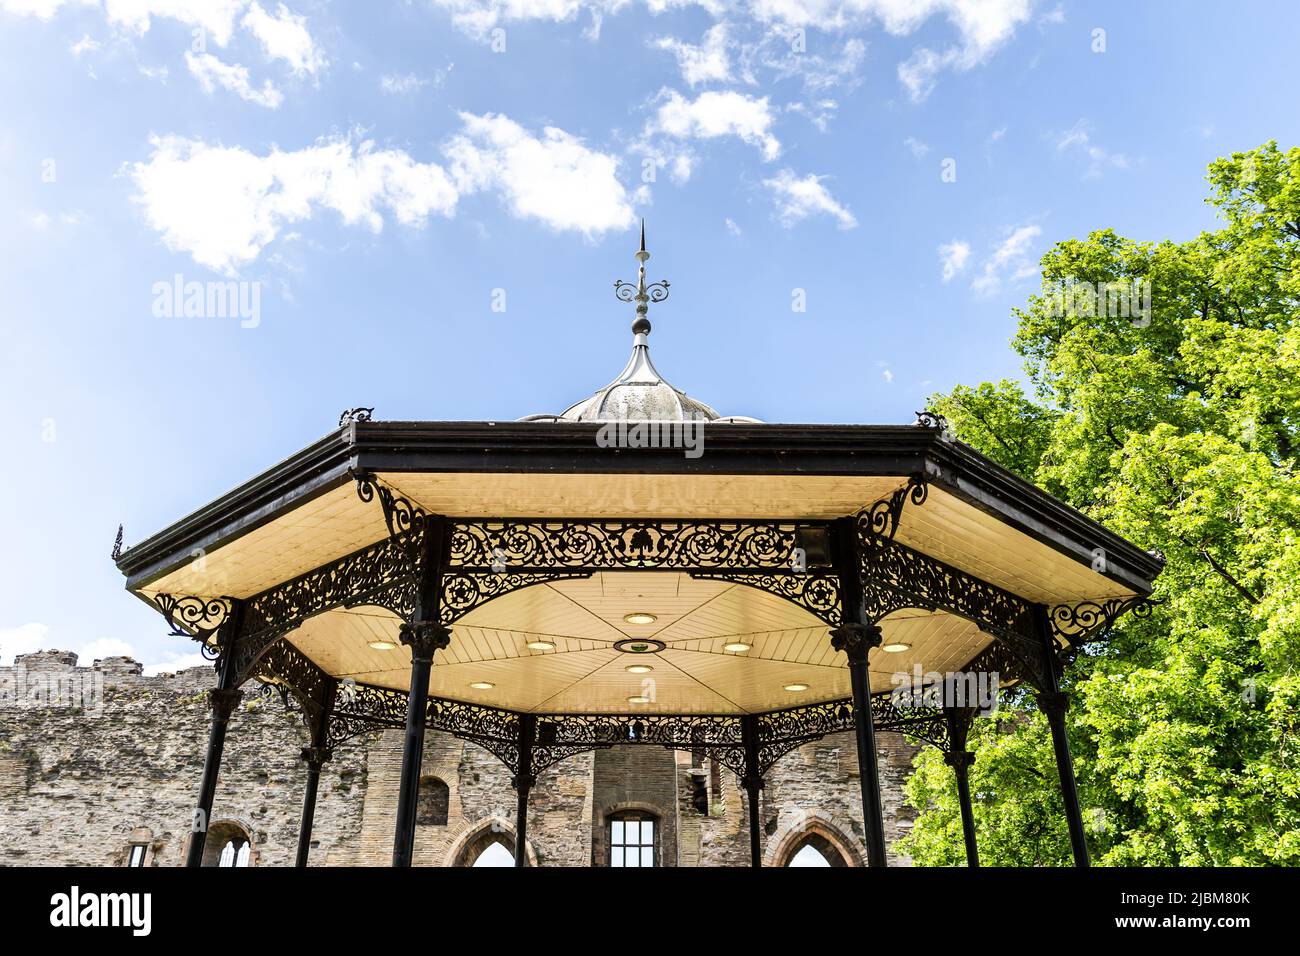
[895,486,1134,604]
[279,577,1002,713]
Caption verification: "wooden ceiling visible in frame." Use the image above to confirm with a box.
[285,572,992,714]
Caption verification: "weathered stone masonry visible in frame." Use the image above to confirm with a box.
[0,651,918,866]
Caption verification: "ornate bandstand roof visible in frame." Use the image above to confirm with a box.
[114,227,1162,722]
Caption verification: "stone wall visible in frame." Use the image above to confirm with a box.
[1,651,919,867]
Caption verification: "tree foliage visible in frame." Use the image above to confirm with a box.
[898,143,1300,866]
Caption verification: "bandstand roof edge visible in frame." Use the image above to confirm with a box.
[115,419,1163,597]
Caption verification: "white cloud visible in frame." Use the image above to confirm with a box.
[143,650,210,675]
[938,239,970,281]
[3,0,325,76]
[0,622,51,665]
[446,111,635,236]
[241,1,326,75]
[380,72,430,94]
[972,223,1041,296]
[79,637,137,661]
[648,88,781,162]
[651,22,731,86]
[725,216,741,235]
[904,135,930,158]
[186,51,283,107]
[102,0,251,46]
[129,133,459,274]
[130,115,634,272]
[889,0,1035,101]
[69,32,99,54]
[1054,119,1128,177]
[763,169,856,229]
[786,98,838,132]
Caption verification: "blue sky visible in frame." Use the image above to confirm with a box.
[2,0,1297,671]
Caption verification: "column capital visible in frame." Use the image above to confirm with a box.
[943,750,975,771]
[207,687,243,721]
[741,772,765,793]
[1036,689,1070,719]
[301,746,333,769]
[399,621,452,661]
[830,622,883,662]
[511,772,537,791]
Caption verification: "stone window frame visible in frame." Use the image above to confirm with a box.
[607,808,660,868]
[415,775,450,826]
[763,812,866,868]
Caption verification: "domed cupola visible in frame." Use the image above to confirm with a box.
[520,222,760,424]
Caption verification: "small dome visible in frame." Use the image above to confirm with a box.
[520,222,761,425]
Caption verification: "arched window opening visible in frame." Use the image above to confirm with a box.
[609,812,657,867]
[788,844,832,867]
[202,821,254,868]
[452,822,520,867]
[780,831,851,868]
[416,776,450,826]
[472,841,514,867]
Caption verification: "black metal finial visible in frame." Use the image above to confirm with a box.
[614,219,669,337]
[111,524,123,561]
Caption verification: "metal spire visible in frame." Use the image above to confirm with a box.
[615,218,669,336]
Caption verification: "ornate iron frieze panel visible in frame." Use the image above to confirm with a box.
[231,535,417,684]
[248,637,334,729]
[448,519,812,571]
[439,570,594,624]
[688,571,842,626]
[328,683,408,748]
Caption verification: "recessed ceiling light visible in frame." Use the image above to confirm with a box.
[882,642,912,653]
[469,681,495,690]
[367,639,397,650]
[723,641,752,653]
[625,664,654,674]
[783,682,810,693]
[623,612,658,625]
[627,694,651,704]
[526,639,556,651]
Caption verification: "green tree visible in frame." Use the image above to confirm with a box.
[898,143,1300,866]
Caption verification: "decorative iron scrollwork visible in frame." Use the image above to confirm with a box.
[689,571,842,626]
[339,407,374,427]
[111,524,124,561]
[1048,596,1155,645]
[152,594,232,643]
[249,637,334,730]
[914,410,949,432]
[440,570,593,624]
[862,475,928,541]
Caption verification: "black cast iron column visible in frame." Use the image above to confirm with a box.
[513,714,536,867]
[944,751,979,867]
[296,678,338,867]
[392,622,450,867]
[830,517,888,867]
[296,746,332,867]
[1033,605,1090,867]
[186,602,244,869]
[741,714,764,867]
[392,517,452,868]
[943,705,979,867]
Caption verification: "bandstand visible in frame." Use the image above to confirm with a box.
[113,229,1161,868]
